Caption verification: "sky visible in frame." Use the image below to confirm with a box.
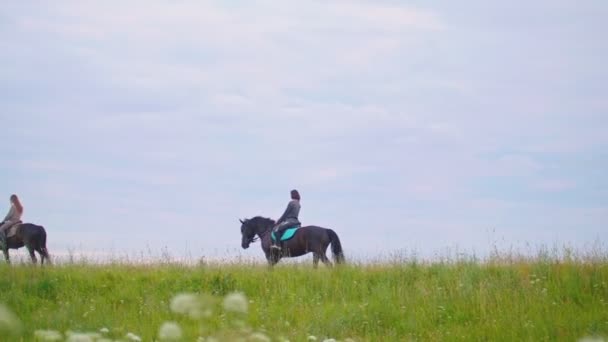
[1,1,607,261]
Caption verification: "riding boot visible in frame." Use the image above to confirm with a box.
[271,228,278,249]
[271,229,283,250]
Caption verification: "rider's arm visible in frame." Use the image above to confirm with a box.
[3,205,14,222]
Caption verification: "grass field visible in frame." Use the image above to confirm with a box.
[0,253,607,341]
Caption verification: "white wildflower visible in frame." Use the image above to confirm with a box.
[158,321,183,341]
[578,338,606,342]
[170,293,198,312]
[308,336,318,341]
[99,327,110,334]
[66,333,94,342]
[170,292,209,319]
[34,330,63,341]
[85,333,102,340]
[249,332,271,342]
[223,292,248,314]
[125,332,142,341]
[322,339,337,342]
[0,304,21,333]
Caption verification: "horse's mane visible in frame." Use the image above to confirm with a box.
[248,216,275,227]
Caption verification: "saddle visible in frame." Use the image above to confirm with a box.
[271,226,300,242]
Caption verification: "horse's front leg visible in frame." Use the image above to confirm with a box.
[2,247,10,264]
[265,251,280,269]
[0,233,9,264]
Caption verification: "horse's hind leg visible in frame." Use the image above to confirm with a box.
[36,247,50,265]
[26,244,38,264]
[312,253,320,269]
[320,251,332,268]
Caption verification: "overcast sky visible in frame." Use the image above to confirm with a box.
[1,1,606,261]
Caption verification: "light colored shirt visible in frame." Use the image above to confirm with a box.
[4,204,22,222]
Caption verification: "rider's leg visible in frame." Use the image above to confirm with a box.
[0,221,15,254]
[271,222,287,249]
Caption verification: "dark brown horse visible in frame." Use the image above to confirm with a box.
[239,216,344,268]
[1,223,50,265]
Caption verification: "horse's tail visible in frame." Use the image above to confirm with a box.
[326,229,345,264]
[39,226,51,263]
[40,227,48,252]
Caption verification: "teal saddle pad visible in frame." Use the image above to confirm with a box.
[271,227,299,242]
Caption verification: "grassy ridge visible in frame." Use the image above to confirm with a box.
[0,259,607,341]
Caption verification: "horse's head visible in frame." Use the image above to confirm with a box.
[239,216,275,249]
[239,218,256,249]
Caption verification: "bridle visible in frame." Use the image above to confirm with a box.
[241,218,275,246]
[245,233,259,244]
[242,222,260,244]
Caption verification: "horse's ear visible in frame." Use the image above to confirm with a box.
[239,218,245,224]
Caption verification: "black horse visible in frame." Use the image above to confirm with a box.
[1,223,50,265]
[239,216,344,268]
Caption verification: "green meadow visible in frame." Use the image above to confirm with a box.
[0,254,607,341]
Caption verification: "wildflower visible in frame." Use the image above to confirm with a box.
[578,338,606,342]
[169,293,213,320]
[308,336,318,341]
[159,322,183,341]
[322,339,337,342]
[66,333,94,342]
[223,292,248,314]
[0,304,21,333]
[170,293,209,319]
[99,327,110,334]
[249,332,271,342]
[125,332,142,341]
[34,330,63,341]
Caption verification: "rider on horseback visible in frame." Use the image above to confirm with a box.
[0,194,23,248]
[271,189,301,250]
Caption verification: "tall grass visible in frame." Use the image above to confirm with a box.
[0,251,607,341]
